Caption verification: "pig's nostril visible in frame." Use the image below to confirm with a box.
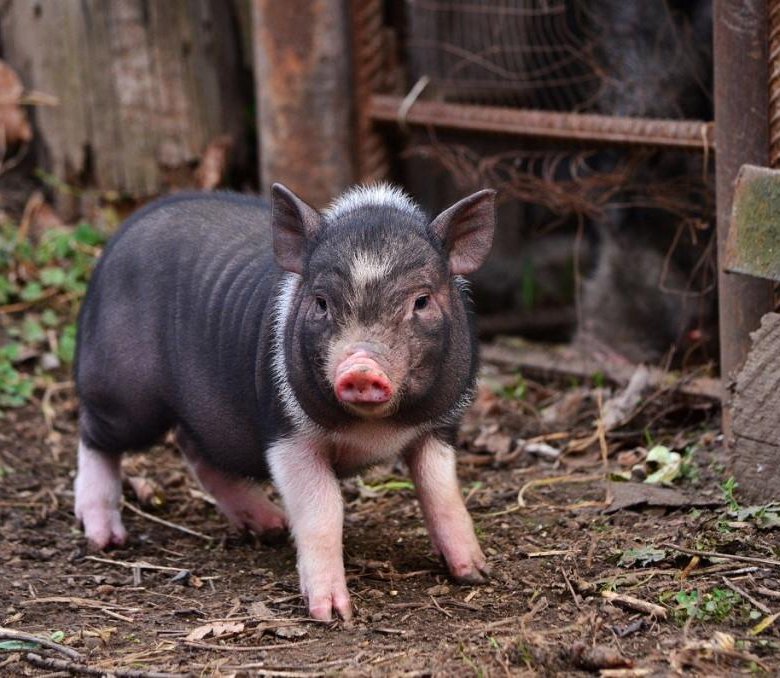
[335,367,393,405]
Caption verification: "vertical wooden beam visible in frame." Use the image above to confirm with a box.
[714,0,775,433]
[0,0,246,200]
[252,0,355,208]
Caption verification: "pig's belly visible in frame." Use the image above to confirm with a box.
[327,421,425,477]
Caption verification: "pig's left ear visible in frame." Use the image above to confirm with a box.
[271,183,322,274]
[429,189,496,275]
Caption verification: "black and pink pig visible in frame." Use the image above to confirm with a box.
[74,183,496,621]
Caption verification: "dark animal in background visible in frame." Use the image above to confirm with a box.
[74,184,496,621]
[575,0,716,364]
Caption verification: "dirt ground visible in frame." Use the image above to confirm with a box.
[1,347,779,677]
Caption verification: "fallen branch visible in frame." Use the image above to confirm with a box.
[721,577,773,615]
[601,591,668,619]
[0,627,82,660]
[19,596,140,612]
[481,342,721,401]
[23,652,188,678]
[661,543,780,569]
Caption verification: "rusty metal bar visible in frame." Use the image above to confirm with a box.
[252,0,355,207]
[350,0,390,182]
[714,0,775,422]
[369,95,715,151]
[770,0,780,165]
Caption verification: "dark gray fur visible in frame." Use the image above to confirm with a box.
[76,190,483,479]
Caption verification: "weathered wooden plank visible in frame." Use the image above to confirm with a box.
[731,312,780,503]
[0,0,247,198]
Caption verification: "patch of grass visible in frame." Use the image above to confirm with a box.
[668,587,747,624]
[498,372,527,401]
[722,477,740,512]
[0,220,105,411]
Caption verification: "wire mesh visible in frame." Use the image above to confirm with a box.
[405,0,712,118]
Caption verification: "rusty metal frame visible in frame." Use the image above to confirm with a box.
[350,0,390,182]
[369,95,715,152]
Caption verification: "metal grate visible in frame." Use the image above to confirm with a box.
[405,0,598,110]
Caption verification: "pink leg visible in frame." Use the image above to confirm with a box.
[177,431,287,538]
[74,439,127,549]
[405,437,490,584]
[267,437,351,622]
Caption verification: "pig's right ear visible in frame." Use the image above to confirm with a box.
[271,183,322,274]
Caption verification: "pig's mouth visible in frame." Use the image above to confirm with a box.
[333,352,398,419]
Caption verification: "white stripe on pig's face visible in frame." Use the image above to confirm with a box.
[303,226,451,422]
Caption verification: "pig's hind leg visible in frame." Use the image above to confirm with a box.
[405,437,491,584]
[74,439,127,550]
[176,428,287,541]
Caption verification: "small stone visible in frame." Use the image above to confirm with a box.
[425,584,451,596]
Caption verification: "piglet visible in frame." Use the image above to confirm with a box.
[74,183,496,621]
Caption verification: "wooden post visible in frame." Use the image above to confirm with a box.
[713,0,775,432]
[252,0,355,208]
[0,0,247,201]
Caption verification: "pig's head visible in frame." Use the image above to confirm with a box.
[271,183,496,428]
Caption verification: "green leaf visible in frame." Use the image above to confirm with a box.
[0,275,15,304]
[58,325,77,364]
[41,309,59,327]
[20,282,44,301]
[618,546,667,568]
[40,266,67,287]
[74,222,105,247]
[0,639,40,651]
[22,317,46,344]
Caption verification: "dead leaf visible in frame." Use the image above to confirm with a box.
[195,135,233,190]
[473,424,513,455]
[425,584,451,596]
[247,600,274,619]
[185,621,244,642]
[605,481,721,514]
[571,642,634,671]
[127,475,166,508]
[272,625,308,639]
[0,60,32,146]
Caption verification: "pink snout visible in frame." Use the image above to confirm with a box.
[334,353,394,405]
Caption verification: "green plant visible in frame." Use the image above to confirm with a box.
[722,477,741,512]
[0,220,105,411]
[671,587,744,623]
[499,372,527,400]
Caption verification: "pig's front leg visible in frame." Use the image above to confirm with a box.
[267,437,351,621]
[405,437,490,584]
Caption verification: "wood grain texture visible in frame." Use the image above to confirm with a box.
[731,312,780,503]
[0,0,247,197]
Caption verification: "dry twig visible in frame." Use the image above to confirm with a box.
[0,627,82,660]
[601,591,668,619]
[662,543,780,569]
[23,652,187,678]
[122,499,214,542]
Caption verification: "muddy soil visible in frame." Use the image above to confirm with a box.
[1,355,779,677]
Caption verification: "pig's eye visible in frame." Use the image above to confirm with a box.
[315,296,328,314]
[413,295,430,311]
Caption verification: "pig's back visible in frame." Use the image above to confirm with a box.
[77,193,281,477]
